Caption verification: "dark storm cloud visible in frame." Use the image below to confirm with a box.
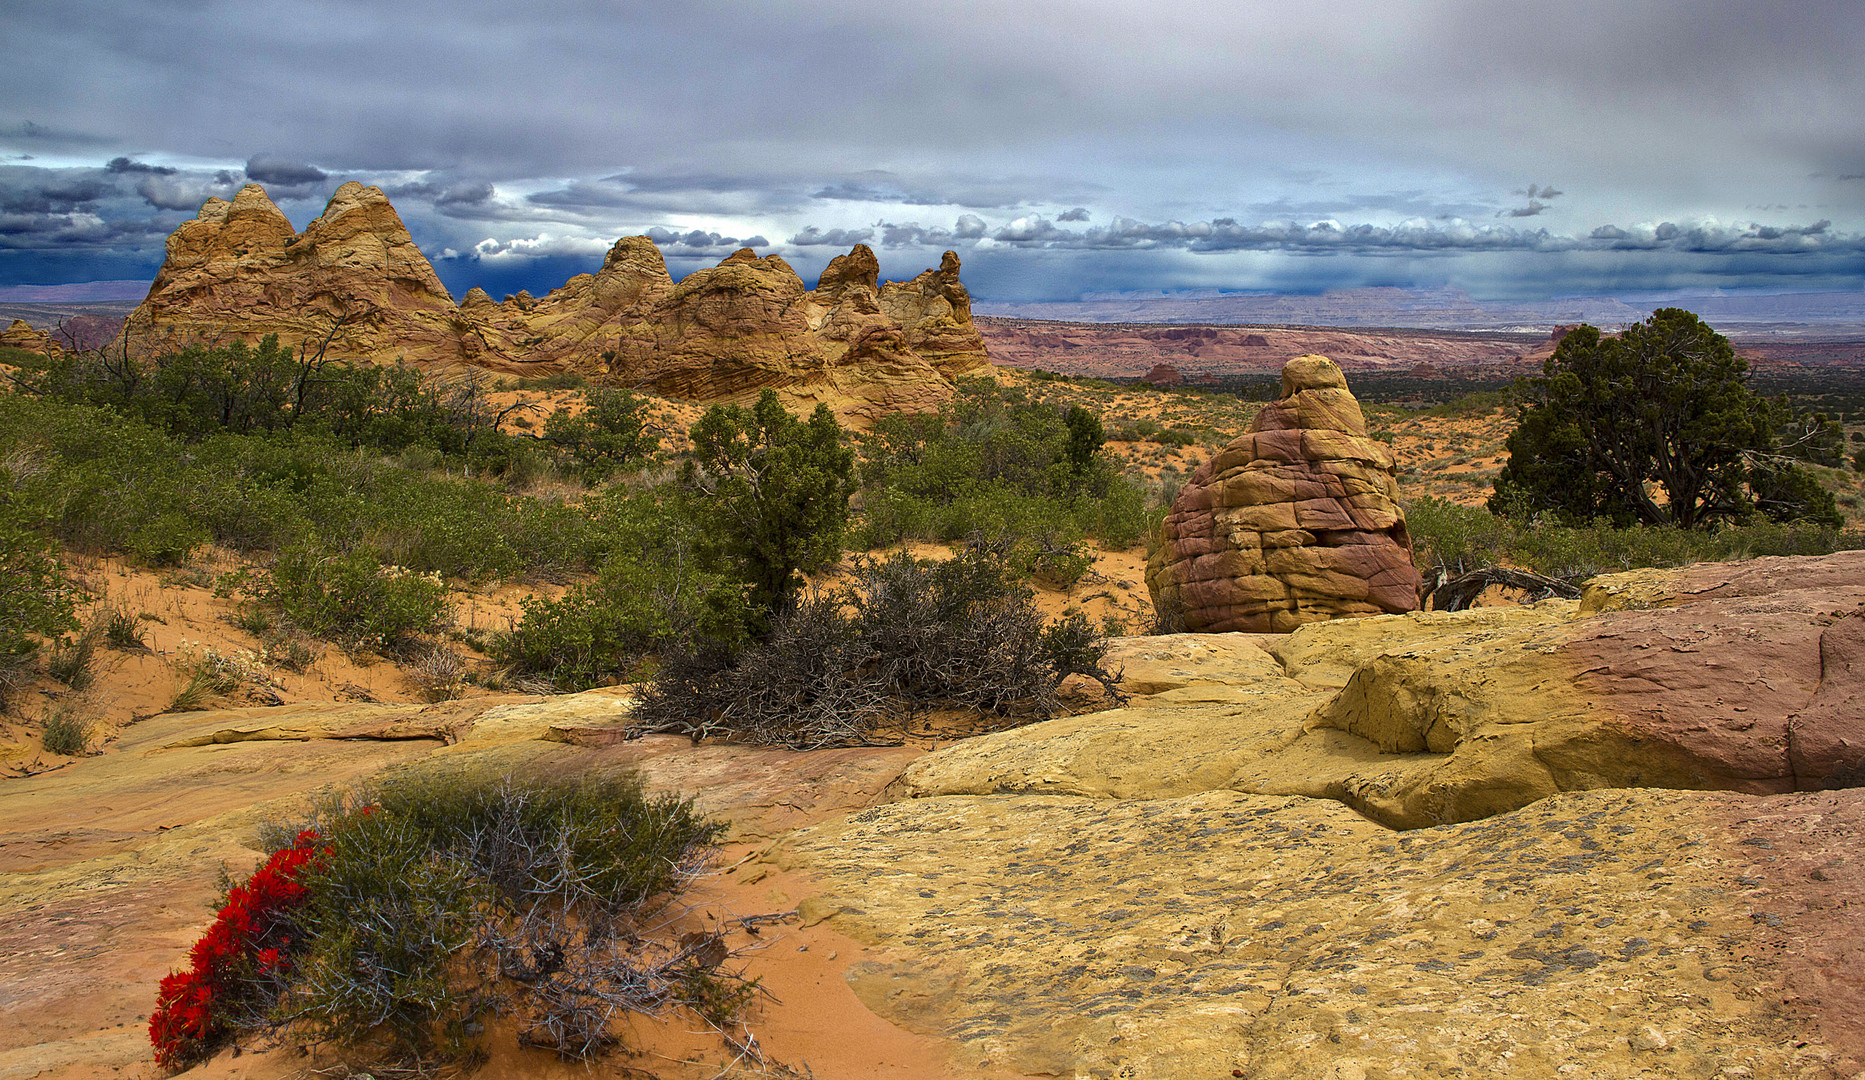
[0,176,113,214]
[0,209,168,251]
[869,211,1863,263]
[389,179,495,208]
[5,1,1859,193]
[0,121,113,150]
[614,170,777,196]
[0,0,1859,300]
[106,157,176,176]
[1501,184,1564,218]
[525,180,641,212]
[788,226,874,247]
[644,227,767,256]
[812,179,903,203]
[529,176,800,218]
[810,171,1030,209]
[875,215,986,248]
[1586,219,1849,254]
[244,155,327,186]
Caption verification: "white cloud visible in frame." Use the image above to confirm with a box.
[470,233,612,262]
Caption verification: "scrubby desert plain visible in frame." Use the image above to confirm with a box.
[3,204,1865,1079]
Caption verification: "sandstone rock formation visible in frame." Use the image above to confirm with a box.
[1139,361,1183,385]
[789,550,1865,1078]
[0,318,60,356]
[7,552,1863,1079]
[129,182,464,364]
[121,184,991,423]
[1147,354,1421,632]
[910,550,1865,828]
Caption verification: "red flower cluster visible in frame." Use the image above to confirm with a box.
[149,829,325,1072]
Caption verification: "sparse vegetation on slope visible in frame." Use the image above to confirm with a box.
[1407,494,1863,584]
[853,376,1156,577]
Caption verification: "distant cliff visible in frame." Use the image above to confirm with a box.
[121,183,992,422]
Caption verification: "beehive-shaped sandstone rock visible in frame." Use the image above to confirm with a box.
[1146,354,1421,632]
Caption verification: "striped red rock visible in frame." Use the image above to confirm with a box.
[1146,354,1421,631]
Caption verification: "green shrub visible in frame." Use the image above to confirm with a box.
[1083,479,1154,550]
[853,381,1143,554]
[258,546,449,649]
[1405,496,1511,574]
[0,507,78,669]
[1423,389,1507,418]
[541,386,658,481]
[1492,310,1840,529]
[492,490,751,689]
[269,767,735,1068]
[634,547,1123,748]
[687,390,855,620]
[1404,496,1864,581]
[491,555,746,691]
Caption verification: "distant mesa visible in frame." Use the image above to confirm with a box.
[0,280,149,303]
[1147,355,1422,632]
[119,183,992,421]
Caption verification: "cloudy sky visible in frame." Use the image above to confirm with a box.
[2,0,1862,303]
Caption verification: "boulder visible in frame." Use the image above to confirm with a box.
[1146,354,1421,632]
[119,187,993,424]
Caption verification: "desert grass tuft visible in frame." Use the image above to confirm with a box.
[405,644,468,702]
[40,704,94,755]
[101,601,148,650]
[46,623,104,690]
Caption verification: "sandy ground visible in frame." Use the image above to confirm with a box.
[0,552,543,776]
[81,856,1018,1080]
[0,697,1042,1080]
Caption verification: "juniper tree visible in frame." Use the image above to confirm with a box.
[685,390,855,624]
[1490,308,1841,529]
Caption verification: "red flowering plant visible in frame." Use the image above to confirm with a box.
[148,828,327,1072]
[148,769,741,1075]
